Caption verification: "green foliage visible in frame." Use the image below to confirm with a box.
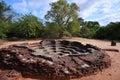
[45,0,79,26]
[80,27,92,38]
[10,14,44,38]
[84,21,100,28]
[67,21,80,36]
[0,0,11,20]
[106,22,120,40]
[0,18,12,38]
[0,28,6,38]
[79,18,120,40]
[95,22,120,40]
[45,0,80,37]
[78,17,84,26]
[0,24,11,38]
[79,18,100,38]
[43,22,64,39]
[62,30,72,37]
[94,27,107,39]
[1,0,119,41]
[0,1,17,39]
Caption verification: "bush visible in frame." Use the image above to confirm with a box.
[43,23,64,39]
[0,29,6,38]
[9,14,44,38]
[80,27,92,38]
[0,21,7,38]
[94,27,107,39]
[62,30,72,38]
[95,22,120,40]
[67,21,80,37]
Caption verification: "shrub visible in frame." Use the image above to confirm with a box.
[43,23,63,39]
[10,14,44,38]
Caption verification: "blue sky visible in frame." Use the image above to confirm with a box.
[4,0,120,26]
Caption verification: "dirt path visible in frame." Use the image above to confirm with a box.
[0,40,40,48]
[0,37,120,80]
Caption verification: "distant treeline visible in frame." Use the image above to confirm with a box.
[0,0,120,40]
[78,18,120,40]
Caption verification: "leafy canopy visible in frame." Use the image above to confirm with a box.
[45,0,79,26]
[0,1,12,38]
[44,0,80,37]
[78,18,100,38]
[95,22,120,40]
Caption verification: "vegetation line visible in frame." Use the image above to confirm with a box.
[0,0,120,40]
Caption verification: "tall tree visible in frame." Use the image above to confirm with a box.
[45,0,80,37]
[0,1,11,21]
[106,22,120,40]
[95,22,120,40]
[0,1,12,38]
[45,0,80,27]
[78,19,100,38]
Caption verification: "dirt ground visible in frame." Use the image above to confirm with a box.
[0,37,120,80]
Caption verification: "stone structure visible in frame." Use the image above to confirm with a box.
[0,70,21,80]
[111,40,116,46]
[0,40,111,80]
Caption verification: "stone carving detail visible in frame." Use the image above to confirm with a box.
[0,40,111,79]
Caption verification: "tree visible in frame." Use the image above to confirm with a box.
[95,22,120,40]
[45,0,80,37]
[10,14,44,38]
[84,21,100,28]
[78,19,100,38]
[0,1,11,20]
[0,0,15,23]
[45,0,79,26]
[106,22,120,40]
[94,27,107,39]
[0,1,12,38]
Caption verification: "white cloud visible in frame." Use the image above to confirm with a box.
[28,0,58,9]
[12,0,58,17]
[13,0,28,12]
[12,0,120,25]
[28,0,42,9]
[71,0,120,25]
[29,0,58,18]
[97,9,120,25]
[70,0,87,5]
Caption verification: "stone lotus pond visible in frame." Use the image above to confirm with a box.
[0,40,111,80]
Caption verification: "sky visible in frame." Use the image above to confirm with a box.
[4,0,120,26]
